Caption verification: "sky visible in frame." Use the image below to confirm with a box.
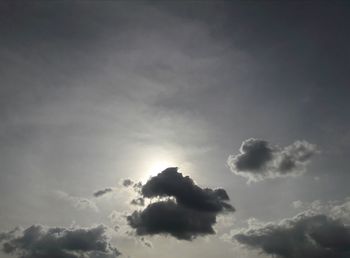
[0,1,349,258]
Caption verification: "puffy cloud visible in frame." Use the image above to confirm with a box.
[233,199,350,258]
[0,225,121,258]
[93,188,113,198]
[295,198,350,225]
[229,139,273,172]
[227,139,318,182]
[141,167,234,212]
[127,167,234,240]
[127,200,216,240]
[122,179,134,187]
[234,215,350,258]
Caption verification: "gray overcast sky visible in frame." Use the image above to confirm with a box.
[0,1,349,258]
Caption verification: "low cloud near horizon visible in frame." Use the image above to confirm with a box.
[232,198,350,258]
[0,224,121,258]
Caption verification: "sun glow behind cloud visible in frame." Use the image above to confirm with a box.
[136,146,194,183]
[142,158,176,183]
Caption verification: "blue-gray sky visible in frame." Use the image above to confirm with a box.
[0,1,349,258]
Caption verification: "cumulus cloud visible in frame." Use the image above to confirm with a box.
[227,138,318,182]
[0,225,121,258]
[122,179,134,187]
[141,167,234,212]
[128,200,217,240]
[93,188,113,198]
[295,198,350,224]
[127,167,234,240]
[233,199,350,258]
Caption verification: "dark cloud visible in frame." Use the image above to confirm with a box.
[234,213,350,258]
[93,188,113,198]
[128,200,216,240]
[0,225,121,258]
[141,167,234,212]
[122,179,134,187]
[0,228,18,242]
[227,139,317,182]
[127,167,234,240]
[232,139,273,171]
[132,182,143,194]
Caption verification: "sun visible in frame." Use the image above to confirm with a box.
[148,160,174,177]
[141,159,175,182]
[138,147,192,183]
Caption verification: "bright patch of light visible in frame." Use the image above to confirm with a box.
[144,160,175,181]
[136,146,195,183]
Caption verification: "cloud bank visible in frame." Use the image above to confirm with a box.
[127,167,234,240]
[233,199,350,258]
[0,225,121,258]
[227,139,317,182]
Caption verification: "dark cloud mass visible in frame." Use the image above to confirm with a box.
[0,228,18,242]
[0,225,121,258]
[127,200,216,240]
[142,167,234,212]
[93,188,113,197]
[127,167,234,240]
[232,139,273,171]
[227,139,317,182]
[234,213,350,258]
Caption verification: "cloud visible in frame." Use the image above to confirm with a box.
[93,188,113,198]
[227,139,318,182]
[330,198,350,224]
[234,215,350,258]
[0,228,19,242]
[127,200,217,240]
[292,198,350,225]
[141,167,234,212]
[233,199,350,258]
[229,139,273,172]
[127,167,234,240]
[0,225,121,258]
[122,179,134,187]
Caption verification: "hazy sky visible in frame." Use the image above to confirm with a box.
[0,1,349,258]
